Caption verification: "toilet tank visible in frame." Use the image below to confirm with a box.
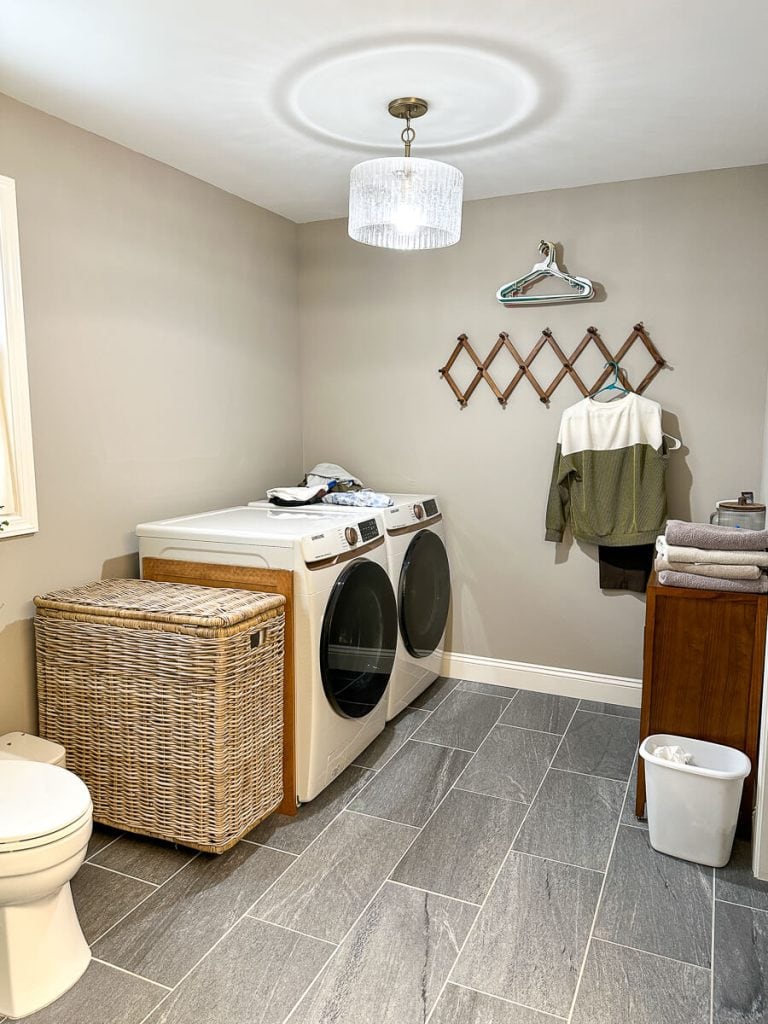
[0,732,66,767]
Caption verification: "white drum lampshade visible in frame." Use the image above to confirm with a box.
[348,156,463,250]
[347,97,464,251]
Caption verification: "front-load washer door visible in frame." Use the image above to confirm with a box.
[398,530,451,658]
[320,559,397,718]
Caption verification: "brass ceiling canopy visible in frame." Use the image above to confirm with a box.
[387,97,429,120]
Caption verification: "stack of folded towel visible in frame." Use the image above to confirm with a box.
[655,520,768,593]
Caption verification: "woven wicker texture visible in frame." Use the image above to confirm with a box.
[35,579,285,853]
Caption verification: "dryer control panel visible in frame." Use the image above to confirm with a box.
[301,518,380,563]
[384,497,441,532]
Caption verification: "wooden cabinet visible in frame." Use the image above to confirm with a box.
[636,573,767,834]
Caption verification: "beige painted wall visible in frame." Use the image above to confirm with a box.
[299,166,768,680]
[0,94,301,732]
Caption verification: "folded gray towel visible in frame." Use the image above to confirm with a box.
[665,519,768,552]
[658,569,768,593]
[654,554,762,580]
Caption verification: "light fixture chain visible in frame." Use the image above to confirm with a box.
[401,109,415,157]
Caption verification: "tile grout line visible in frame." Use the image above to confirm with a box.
[351,705,435,774]
[449,980,567,1020]
[82,860,161,887]
[714,895,768,915]
[386,878,481,908]
[90,957,172,991]
[595,936,713,972]
[548,765,632,785]
[710,868,716,1024]
[409,736,477,754]
[512,848,606,876]
[345,807,422,829]
[576,701,641,720]
[89,852,201,947]
[565,756,637,1023]
[244,912,339,947]
[86,833,122,862]
[424,704,583,1024]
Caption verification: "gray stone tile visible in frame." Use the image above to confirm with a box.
[500,691,579,734]
[578,699,642,719]
[90,834,195,885]
[714,900,768,1022]
[144,918,332,1024]
[251,810,416,942]
[353,707,430,770]
[93,843,293,986]
[246,764,374,854]
[572,939,710,1024]
[20,959,166,1024]
[409,675,460,711]
[552,710,637,781]
[290,881,476,1024]
[431,984,561,1023]
[392,789,526,904]
[71,863,156,944]
[86,824,121,860]
[595,825,712,967]
[457,679,519,699]
[452,852,602,1017]
[455,725,560,805]
[411,690,509,751]
[514,769,625,871]
[349,740,471,827]
[716,838,768,911]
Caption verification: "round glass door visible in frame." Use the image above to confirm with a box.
[399,530,451,658]
[320,559,397,718]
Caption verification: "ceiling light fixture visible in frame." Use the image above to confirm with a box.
[348,97,464,251]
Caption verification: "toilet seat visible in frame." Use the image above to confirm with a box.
[0,760,92,852]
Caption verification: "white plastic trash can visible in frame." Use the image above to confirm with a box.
[639,734,751,867]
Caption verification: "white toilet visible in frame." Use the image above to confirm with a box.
[0,742,93,1019]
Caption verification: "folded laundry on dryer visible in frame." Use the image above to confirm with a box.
[267,483,333,506]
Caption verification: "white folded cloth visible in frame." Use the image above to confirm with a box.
[654,553,762,580]
[656,535,768,567]
[267,484,327,505]
[306,463,362,488]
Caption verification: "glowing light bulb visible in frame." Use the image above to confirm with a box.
[393,203,421,235]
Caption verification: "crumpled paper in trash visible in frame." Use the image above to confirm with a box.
[652,744,693,765]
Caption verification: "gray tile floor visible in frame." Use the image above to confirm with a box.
[20,678,768,1024]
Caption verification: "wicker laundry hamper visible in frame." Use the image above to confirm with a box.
[34,579,285,854]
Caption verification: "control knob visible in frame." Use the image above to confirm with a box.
[414,504,424,520]
[345,526,359,546]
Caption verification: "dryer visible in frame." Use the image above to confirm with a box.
[249,494,451,720]
[136,506,396,803]
[378,494,450,719]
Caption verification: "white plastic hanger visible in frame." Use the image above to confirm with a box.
[496,241,595,305]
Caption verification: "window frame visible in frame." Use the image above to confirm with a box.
[0,175,38,539]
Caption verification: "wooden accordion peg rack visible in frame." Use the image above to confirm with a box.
[439,322,666,408]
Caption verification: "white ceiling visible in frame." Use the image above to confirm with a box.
[1,1,767,223]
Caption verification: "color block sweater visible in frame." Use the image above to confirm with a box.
[545,393,668,546]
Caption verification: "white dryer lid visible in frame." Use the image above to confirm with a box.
[0,760,92,845]
[136,505,352,544]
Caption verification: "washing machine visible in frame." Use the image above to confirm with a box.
[249,494,450,720]
[135,506,397,803]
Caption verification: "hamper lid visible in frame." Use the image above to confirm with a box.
[0,759,92,845]
[34,579,284,628]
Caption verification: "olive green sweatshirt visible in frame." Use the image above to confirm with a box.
[546,393,668,546]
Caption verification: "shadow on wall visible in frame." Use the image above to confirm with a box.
[101,552,140,580]
[0,618,37,734]
[0,552,141,734]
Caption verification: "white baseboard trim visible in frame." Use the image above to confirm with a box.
[442,651,642,708]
